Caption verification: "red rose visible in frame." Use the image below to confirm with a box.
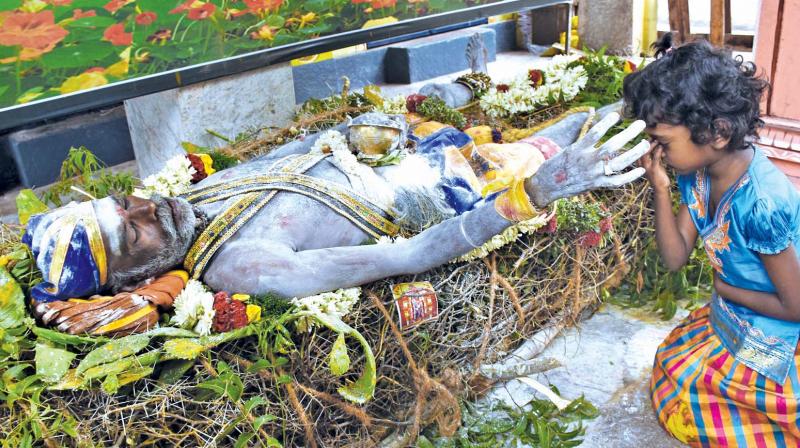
[578,231,602,248]
[599,216,613,234]
[528,69,544,87]
[405,93,427,113]
[212,291,249,333]
[186,154,207,183]
[539,215,558,234]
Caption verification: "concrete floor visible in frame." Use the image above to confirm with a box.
[485,305,690,447]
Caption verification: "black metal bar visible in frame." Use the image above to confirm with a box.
[0,0,571,133]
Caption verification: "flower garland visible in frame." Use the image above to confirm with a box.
[375,94,408,114]
[454,202,557,262]
[171,279,216,335]
[133,153,216,198]
[480,56,588,119]
[291,287,361,332]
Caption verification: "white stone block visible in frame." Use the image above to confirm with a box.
[125,63,295,177]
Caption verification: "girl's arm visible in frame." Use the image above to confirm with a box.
[714,246,800,322]
[639,143,698,270]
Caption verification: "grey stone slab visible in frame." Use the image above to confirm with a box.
[4,106,134,188]
[125,63,295,177]
[293,48,388,104]
[385,27,497,84]
[488,20,518,53]
[578,0,637,55]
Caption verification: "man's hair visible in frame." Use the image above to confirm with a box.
[623,33,769,151]
[106,197,207,292]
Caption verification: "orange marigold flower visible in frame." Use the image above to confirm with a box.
[0,10,68,59]
[242,0,283,15]
[250,24,278,41]
[103,23,132,46]
[135,11,157,25]
[72,9,97,19]
[103,0,129,14]
[187,2,215,20]
[370,0,396,7]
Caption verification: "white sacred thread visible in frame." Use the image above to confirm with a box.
[459,216,482,249]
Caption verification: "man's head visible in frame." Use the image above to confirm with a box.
[25,194,205,301]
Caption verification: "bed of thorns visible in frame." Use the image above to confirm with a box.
[0,99,656,447]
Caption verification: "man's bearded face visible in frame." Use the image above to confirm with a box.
[92,194,201,291]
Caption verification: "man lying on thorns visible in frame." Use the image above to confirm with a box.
[24,106,649,335]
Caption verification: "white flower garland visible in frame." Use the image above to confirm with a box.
[479,57,588,119]
[454,202,558,263]
[375,94,407,114]
[134,154,196,198]
[291,287,361,332]
[171,279,216,335]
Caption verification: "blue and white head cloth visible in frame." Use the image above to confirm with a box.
[22,202,108,303]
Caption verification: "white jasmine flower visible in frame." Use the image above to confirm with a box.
[137,154,196,198]
[291,288,361,331]
[311,130,349,154]
[376,95,407,114]
[172,279,216,335]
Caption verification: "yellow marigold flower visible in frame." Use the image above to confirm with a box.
[246,304,261,323]
[232,293,250,302]
[362,16,397,29]
[0,255,10,267]
[250,24,278,41]
[16,89,44,104]
[105,58,129,77]
[20,0,47,13]
[197,153,216,176]
[59,72,108,94]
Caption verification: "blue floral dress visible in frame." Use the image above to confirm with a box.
[651,147,800,446]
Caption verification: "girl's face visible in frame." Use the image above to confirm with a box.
[645,123,719,174]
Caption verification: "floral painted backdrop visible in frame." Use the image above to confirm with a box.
[0,0,501,110]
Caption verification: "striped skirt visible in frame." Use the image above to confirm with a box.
[651,305,800,447]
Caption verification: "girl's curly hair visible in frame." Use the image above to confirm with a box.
[623,33,769,150]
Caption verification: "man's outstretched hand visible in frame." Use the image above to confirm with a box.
[525,113,650,207]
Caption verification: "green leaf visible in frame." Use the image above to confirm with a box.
[16,189,48,225]
[117,366,154,387]
[276,374,293,385]
[46,369,88,391]
[235,432,254,448]
[41,42,115,69]
[76,333,151,374]
[244,396,268,414]
[162,325,256,360]
[101,373,120,394]
[0,0,21,9]
[31,325,108,347]
[252,413,277,430]
[328,332,350,376]
[246,358,272,373]
[35,343,76,383]
[157,359,196,384]
[298,312,376,404]
[416,435,435,448]
[0,267,26,329]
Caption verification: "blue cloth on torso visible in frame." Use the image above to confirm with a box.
[678,147,800,382]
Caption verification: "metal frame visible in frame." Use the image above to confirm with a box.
[0,0,571,133]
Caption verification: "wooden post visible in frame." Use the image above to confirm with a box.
[710,0,726,46]
[667,0,690,44]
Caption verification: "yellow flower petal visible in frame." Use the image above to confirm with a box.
[232,293,250,302]
[198,153,216,175]
[246,304,261,323]
[59,72,108,94]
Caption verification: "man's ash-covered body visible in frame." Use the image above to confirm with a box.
[92,107,648,300]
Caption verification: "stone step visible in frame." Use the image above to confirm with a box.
[1,106,134,188]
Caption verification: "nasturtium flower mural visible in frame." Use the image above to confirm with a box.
[0,0,505,110]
